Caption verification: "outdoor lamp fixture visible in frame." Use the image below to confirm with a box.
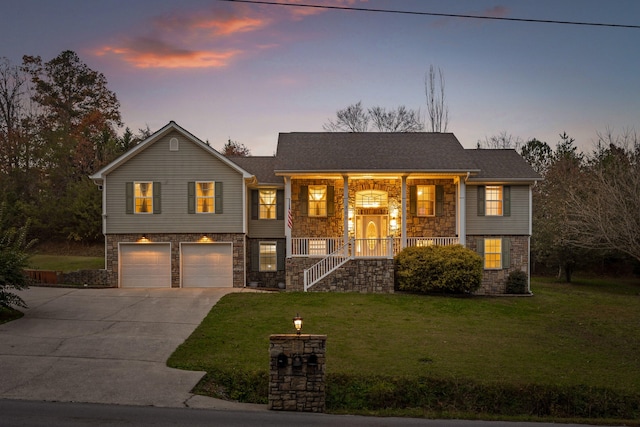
[293,313,303,335]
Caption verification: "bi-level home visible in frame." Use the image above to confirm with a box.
[90,121,541,294]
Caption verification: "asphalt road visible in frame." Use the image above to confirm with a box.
[0,399,615,427]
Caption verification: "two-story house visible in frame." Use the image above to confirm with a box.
[90,121,541,294]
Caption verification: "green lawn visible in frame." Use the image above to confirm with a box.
[168,277,640,421]
[27,254,104,272]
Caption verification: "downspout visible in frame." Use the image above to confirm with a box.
[284,177,292,258]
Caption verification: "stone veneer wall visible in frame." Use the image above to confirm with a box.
[106,233,245,288]
[269,334,326,412]
[406,179,457,237]
[290,178,458,240]
[466,235,530,295]
[286,258,394,293]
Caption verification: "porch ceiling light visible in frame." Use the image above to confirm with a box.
[293,313,303,335]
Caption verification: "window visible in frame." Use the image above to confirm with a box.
[485,186,503,216]
[308,185,327,217]
[196,182,214,213]
[135,182,153,214]
[259,242,277,272]
[416,185,435,216]
[259,189,277,219]
[484,238,502,269]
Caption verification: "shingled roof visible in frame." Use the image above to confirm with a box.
[229,156,283,185]
[274,133,479,174]
[465,149,542,182]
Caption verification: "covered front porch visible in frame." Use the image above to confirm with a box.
[283,173,468,291]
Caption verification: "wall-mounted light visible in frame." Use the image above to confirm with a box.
[293,313,303,335]
[138,235,150,243]
[199,235,211,242]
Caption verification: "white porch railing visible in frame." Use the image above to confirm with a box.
[353,238,394,258]
[291,237,345,257]
[303,241,351,292]
[394,236,461,255]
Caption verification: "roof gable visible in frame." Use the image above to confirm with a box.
[274,132,479,173]
[89,121,252,182]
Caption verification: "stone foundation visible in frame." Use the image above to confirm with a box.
[269,334,326,412]
[466,235,530,295]
[105,233,245,288]
[286,258,395,293]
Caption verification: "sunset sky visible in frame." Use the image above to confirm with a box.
[2,0,639,155]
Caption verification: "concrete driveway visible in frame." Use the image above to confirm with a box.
[0,286,266,410]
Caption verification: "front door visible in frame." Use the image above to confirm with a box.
[355,214,388,256]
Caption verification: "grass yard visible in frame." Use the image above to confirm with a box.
[168,277,640,422]
[27,254,104,272]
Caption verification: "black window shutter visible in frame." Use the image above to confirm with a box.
[327,185,335,217]
[502,237,511,268]
[126,182,133,214]
[477,237,485,258]
[215,182,223,214]
[409,185,417,215]
[188,182,195,214]
[277,240,285,270]
[277,190,284,220]
[251,240,259,272]
[503,186,511,217]
[435,185,444,217]
[300,185,308,216]
[477,186,485,216]
[153,182,161,214]
[251,190,258,220]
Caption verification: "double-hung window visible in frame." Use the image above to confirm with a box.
[196,182,214,213]
[416,185,435,216]
[134,182,153,214]
[308,185,327,217]
[259,242,277,272]
[259,189,277,219]
[484,238,502,269]
[485,186,503,216]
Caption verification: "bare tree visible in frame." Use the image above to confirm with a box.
[324,102,423,133]
[565,129,640,263]
[323,101,369,132]
[476,131,522,150]
[368,105,423,132]
[425,65,449,132]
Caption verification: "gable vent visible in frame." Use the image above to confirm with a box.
[169,137,179,151]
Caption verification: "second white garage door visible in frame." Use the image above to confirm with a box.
[181,243,233,288]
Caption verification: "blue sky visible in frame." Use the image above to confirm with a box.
[2,0,639,155]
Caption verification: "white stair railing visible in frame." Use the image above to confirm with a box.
[303,240,352,292]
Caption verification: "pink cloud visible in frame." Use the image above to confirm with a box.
[93,0,368,70]
[96,38,242,69]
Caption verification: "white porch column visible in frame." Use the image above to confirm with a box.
[401,175,407,249]
[458,176,466,246]
[343,175,349,247]
[284,176,292,258]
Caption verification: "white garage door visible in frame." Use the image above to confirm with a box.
[120,243,171,288]
[181,243,233,288]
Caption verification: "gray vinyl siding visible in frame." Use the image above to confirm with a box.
[466,184,531,235]
[249,219,285,238]
[104,131,244,234]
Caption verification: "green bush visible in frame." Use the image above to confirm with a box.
[0,204,36,310]
[394,245,482,294]
[505,270,529,294]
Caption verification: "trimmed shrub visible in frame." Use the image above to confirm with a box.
[505,270,529,294]
[394,245,482,294]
